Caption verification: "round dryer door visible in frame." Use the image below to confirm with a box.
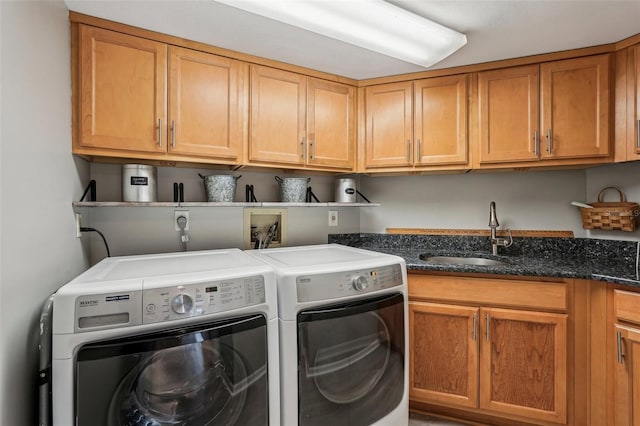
[74,314,269,426]
[110,341,248,426]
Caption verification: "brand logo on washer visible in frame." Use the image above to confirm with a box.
[106,295,130,302]
[79,300,99,307]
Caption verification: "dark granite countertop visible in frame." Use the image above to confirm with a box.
[329,233,640,288]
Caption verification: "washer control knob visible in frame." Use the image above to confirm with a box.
[171,294,194,314]
[352,275,368,291]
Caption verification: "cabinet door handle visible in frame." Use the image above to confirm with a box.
[417,139,422,163]
[636,119,640,149]
[546,128,552,155]
[310,138,315,160]
[301,137,306,159]
[533,131,539,156]
[472,312,478,341]
[485,312,490,341]
[406,139,411,161]
[157,118,163,148]
[171,120,176,148]
[617,331,625,364]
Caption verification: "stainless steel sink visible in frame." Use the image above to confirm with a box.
[419,254,509,266]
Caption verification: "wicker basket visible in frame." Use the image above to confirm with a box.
[580,187,640,232]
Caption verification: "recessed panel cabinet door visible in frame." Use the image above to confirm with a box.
[307,79,355,169]
[79,25,167,153]
[634,45,640,156]
[480,308,567,424]
[414,75,468,165]
[365,82,413,168]
[477,65,540,163]
[409,302,479,408]
[249,65,306,165]
[540,54,611,159]
[168,47,245,160]
[614,325,640,426]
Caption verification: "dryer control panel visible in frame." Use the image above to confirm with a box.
[142,275,266,324]
[296,263,403,302]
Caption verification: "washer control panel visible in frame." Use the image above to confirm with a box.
[296,263,403,303]
[142,275,266,324]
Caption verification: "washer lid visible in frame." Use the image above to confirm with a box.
[73,249,259,282]
[250,244,388,269]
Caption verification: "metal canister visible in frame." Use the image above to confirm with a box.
[122,164,157,202]
[335,178,356,203]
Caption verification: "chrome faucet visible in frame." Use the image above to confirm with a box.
[488,201,513,255]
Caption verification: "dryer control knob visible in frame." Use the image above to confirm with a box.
[171,294,194,314]
[352,276,368,291]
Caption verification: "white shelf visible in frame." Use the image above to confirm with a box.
[73,201,379,208]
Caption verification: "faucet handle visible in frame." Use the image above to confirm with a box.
[503,229,513,248]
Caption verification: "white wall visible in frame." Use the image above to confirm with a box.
[0,2,89,425]
[359,169,591,237]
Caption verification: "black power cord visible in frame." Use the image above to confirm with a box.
[80,227,111,257]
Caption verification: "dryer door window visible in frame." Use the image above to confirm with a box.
[75,314,268,426]
[297,293,405,426]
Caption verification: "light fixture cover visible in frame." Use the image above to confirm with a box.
[213,0,467,68]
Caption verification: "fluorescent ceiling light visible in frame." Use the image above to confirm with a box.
[213,0,467,68]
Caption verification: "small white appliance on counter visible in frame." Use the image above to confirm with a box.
[40,249,279,426]
[247,244,409,426]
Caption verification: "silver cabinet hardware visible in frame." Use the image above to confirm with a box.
[485,312,490,341]
[301,137,306,159]
[310,138,315,160]
[546,128,552,155]
[472,312,478,341]
[157,118,163,147]
[417,139,422,162]
[533,131,539,156]
[406,139,411,161]
[617,331,625,364]
[171,120,176,148]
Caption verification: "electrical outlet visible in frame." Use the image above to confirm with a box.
[175,210,189,231]
[75,213,82,238]
[328,210,338,227]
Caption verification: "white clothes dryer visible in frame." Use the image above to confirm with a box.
[247,244,408,426]
[40,249,279,426]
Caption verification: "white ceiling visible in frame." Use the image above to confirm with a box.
[65,0,640,80]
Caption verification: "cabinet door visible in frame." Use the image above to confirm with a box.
[409,302,479,408]
[79,25,167,153]
[480,308,567,424]
[614,325,640,426]
[540,54,610,159]
[364,82,413,168]
[477,65,540,163]
[414,75,468,165]
[634,45,640,156]
[249,65,306,165]
[168,47,244,161]
[307,78,355,169]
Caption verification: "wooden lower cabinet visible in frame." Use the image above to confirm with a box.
[409,274,570,425]
[612,289,640,426]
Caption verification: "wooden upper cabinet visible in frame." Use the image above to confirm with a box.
[168,47,244,160]
[414,75,468,165]
[478,65,540,164]
[480,308,567,424]
[79,25,167,153]
[307,78,355,169]
[635,45,640,156]
[249,65,306,166]
[540,54,611,159]
[364,82,413,168]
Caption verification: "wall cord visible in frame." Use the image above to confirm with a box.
[80,227,111,257]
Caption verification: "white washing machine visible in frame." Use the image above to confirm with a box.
[248,244,408,426]
[40,249,279,426]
